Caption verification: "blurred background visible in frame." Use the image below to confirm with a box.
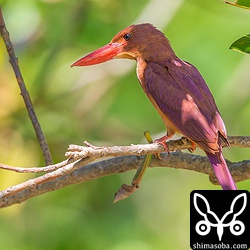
[0,0,249,249]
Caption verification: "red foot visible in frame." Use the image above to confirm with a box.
[189,141,197,153]
[181,137,196,153]
[154,134,173,159]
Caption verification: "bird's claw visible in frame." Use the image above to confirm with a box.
[188,141,196,153]
[154,136,170,160]
[180,137,196,153]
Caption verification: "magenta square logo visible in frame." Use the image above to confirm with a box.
[190,190,249,250]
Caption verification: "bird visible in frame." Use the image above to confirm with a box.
[71,23,237,190]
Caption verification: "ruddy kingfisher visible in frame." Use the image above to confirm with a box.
[71,23,237,190]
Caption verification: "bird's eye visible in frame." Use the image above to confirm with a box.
[123,33,131,41]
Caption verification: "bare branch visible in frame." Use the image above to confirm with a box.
[1,136,248,173]
[66,136,250,159]
[0,136,249,208]
[226,135,250,148]
[0,6,52,165]
[0,153,249,208]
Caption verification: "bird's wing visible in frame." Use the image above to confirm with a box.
[143,60,227,153]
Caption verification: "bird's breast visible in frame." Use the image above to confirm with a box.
[136,57,147,82]
[136,58,180,134]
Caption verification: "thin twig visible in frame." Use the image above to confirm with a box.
[0,160,70,173]
[0,6,53,165]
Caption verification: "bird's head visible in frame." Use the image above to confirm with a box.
[71,23,174,67]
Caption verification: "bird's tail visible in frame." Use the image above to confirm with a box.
[206,149,237,190]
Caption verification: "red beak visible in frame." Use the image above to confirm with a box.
[71,43,124,67]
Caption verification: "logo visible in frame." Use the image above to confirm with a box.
[190,190,249,250]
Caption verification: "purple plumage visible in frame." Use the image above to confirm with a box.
[206,149,237,190]
[140,44,237,190]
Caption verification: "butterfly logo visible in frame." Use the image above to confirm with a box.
[193,193,247,241]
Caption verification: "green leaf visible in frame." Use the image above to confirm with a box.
[229,34,250,54]
[225,0,250,9]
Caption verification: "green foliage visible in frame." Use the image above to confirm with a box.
[230,34,250,54]
[226,0,250,54]
[225,0,250,9]
[0,1,249,250]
